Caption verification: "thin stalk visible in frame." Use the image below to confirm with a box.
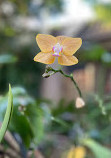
[45,67,82,97]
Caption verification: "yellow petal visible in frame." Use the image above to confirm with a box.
[67,147,75,158]
[67,146,86,158]
[58,55,78,66]
[36,34,57,53]
[56,36,68,45]
[62,37,82,56]
[34,52,55,64]
[74,147,86,158]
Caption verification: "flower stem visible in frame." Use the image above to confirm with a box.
[45,67,82,97]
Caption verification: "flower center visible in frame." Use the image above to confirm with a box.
[52,43,63,57]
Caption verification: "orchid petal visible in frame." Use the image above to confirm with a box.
[56,36,68,45]
[34,52,55,64]
[58,55,78,66]
[36,34,57,53]
[62,37,82,56]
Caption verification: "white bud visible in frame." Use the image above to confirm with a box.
[76,97,85,108]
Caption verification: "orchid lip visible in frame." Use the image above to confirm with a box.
[52,43,63,57]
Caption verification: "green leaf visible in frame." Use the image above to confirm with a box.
[0,84,13,143]
[25,104,44,145]
[11,111,33,148]
[0,54,17,64]
[83,138,111,158]
[82,45,104,62]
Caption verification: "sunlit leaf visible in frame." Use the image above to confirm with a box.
[83,138,111,158]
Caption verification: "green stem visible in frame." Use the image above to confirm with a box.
[45,67,82,97]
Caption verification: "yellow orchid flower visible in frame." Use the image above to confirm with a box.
[34,34,82,66]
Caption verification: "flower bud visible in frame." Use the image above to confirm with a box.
[76,97,85,108]
[42,73,50,78]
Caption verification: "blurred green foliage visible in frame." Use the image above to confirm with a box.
[84,0,111,23]
[1,87,111,157]
[81,45,105,62]
[83,139,111,158]
[95,4,111,22]
[0,0,63,96]
[0,54,17,64]
[80,44,111,67]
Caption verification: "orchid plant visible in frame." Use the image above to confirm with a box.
[34,34,85,108]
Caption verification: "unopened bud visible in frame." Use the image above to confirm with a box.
[42,73,50,78]
[76,97,85,108]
